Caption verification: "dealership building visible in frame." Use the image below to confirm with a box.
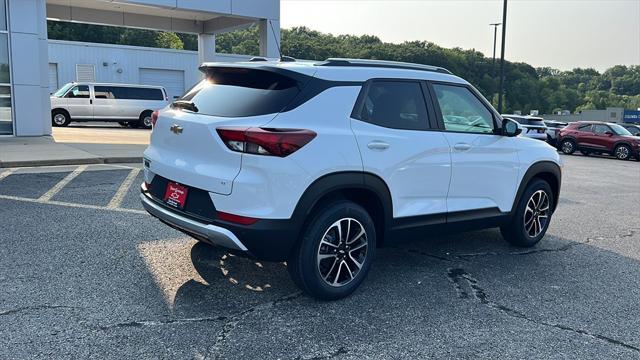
[0,0,280,137]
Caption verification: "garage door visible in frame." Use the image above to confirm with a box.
[48,63,59,93]
[139,68,185,100]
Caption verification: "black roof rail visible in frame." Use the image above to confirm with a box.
[318,58,453,75]
[248,57,268,62]
[280,56,296,62]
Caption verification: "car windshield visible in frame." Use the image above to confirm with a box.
[52,83,74,97]
[609,124,632,136]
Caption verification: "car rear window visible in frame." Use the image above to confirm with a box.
[509,117,545,126]
[178,67,302,118]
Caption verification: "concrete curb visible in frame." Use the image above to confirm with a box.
[0,157,143,168]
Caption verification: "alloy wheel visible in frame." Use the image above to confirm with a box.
[616,146,629,160]
[524,190,550,238]
[561,140,574,154]
[316,218,368,287]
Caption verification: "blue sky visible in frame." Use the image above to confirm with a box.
[281,0,640,71]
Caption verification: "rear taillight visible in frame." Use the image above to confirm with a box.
[216,127,317,157]
[151,110,159,127]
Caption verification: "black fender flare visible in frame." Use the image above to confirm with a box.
[612,141,633,151]
[290,171,393,234]
[512,161,562,215]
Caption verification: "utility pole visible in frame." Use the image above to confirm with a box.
[490,23,501,77]
[497,0,508,114]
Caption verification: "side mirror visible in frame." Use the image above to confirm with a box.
[502,118,522,137]
[604,131,614,136]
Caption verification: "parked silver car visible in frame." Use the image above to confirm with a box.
[502,114,548,141]
[50,82,170,129]
[543,120,568,146]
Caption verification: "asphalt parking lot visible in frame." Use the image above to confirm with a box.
[1,155,639,359]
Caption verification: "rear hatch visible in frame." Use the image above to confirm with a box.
[144,64,314,195]
[516,117,547,135]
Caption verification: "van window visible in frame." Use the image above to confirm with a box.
[178,67,301,117]
[94,86,164,101]
[66,85,90,99]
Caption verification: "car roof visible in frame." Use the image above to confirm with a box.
[199,58,469,85]
[69,82,165,89]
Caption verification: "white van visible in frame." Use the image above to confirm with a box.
[50,82,170,129]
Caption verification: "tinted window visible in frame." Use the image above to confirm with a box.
[577,125,592,132]
[593,124,610,134]
[356,81,429,130]
[433,84,494,133]
[179,67,301,117]
[94,86,114,99]
[67,85,90,99]
[94,86,163,100]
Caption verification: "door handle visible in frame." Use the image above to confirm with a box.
[453,143,472,151]
[90,99,93,104]
[367,141,390,150]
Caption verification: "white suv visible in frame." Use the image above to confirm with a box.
[140,59,562,300]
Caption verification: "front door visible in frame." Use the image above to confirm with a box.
[429,82,520,214]
[350,80,451,219]
[65,85,93,120]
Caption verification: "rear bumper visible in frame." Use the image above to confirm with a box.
[140,186,300,262]
[141,192,248,252]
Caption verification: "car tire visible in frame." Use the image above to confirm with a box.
[139,111,153,129]
[118,121,129,128]
[51,110,70,127]
[501,178,554,248]
[614,144,632,160]
[560,139,576,155]
[287,200,376,300]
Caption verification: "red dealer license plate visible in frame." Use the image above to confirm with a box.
[163,182,189,209]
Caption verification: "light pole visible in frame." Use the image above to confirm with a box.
[490,23,501,77]
[497,0,508,114]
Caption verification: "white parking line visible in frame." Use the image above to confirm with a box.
[38,165,88,201]
[0,194,146,214]
[0,169,14,181]
[107,168,141,209]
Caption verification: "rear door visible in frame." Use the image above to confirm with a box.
[576,124,598,149]
[350,79,451,219]
[429,82,519,214]
[65,85,93,119]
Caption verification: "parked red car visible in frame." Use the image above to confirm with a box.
[557,121,640,161]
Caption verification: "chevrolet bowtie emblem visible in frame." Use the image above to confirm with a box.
[170,124,183,134]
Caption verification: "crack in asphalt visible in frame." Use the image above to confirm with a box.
[446,268,640,353]
[205,291,304,360]
[0,305,78,316]
[294,347,349,360]
[96,316,227,330]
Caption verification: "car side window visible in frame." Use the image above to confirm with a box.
[593,124,610,134]
[94,86,114,99]
[66,85,90,99]
[577,125,592,132]
[356,81,429,130]
[432,83,494,134]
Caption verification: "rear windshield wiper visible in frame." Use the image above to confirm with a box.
[171,100,199,113]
